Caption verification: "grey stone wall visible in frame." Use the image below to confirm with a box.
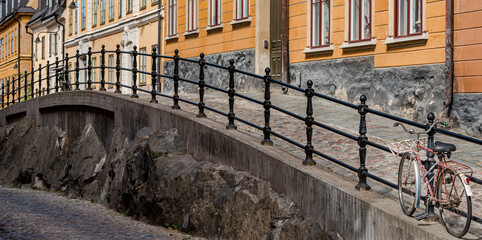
[452,93,482,138]
[289,56,446,122]
[163,48,262,93]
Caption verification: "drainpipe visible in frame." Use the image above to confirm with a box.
[281,0,290,87]
[13,12,21,78]
[25,25,33,72]
[444,0,454,117]
[55,15,65,59]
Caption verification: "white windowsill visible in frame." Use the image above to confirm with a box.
[302,44,334,54]
[339,38,377,49]
[206,24,223,31]
[384,32,428,45]
[183,29,200,36]
[165,34,179,41]
[230,17,251,26]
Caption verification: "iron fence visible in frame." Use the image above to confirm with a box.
[1,45,482,224]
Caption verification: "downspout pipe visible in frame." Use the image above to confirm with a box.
[25,25,33,72]
[281,0,290,87]
[444,0,454,117]
[55,15,65,59]
[157,0,161,92]
[13,11,21,78]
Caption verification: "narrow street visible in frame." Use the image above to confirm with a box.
[0,187,197,240]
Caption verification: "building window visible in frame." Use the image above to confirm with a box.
[41,36,45,59]
[14,30,16,52]
[186,0,198,32]
[69,9,73,34]
[75,0,78,33]
[167,0,177,36]
[100,0,105,24]
[139,47,146,85]
[35,41,38,60]
[109,0,114,20]
[311,0,330,47]
[81,0,86,30]
[68,63,73,83]
[209,0,221,26]
[49,34,55,56]
[127,0,132,13]
[118,0,122,18]
[395,0,422,37]
[93,0,98,26]
[234,0,248,20]
[108,54,114,84]
[349,0,370,42]
[140,0,145,9]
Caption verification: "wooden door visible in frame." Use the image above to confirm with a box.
[270,0,282,80]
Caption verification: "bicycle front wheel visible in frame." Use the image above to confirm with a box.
[398,153,420,216]
[437,169,472,238]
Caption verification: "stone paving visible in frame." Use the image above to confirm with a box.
[0,187,200,240]
[135,87,482,235]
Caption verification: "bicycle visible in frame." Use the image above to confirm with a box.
[388,121,474,238]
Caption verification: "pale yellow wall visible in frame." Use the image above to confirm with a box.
[289,0,446,68]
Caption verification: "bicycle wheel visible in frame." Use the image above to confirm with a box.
[398,153,420,216]
[437,169,472,238]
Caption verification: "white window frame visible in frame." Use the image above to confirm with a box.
[233,0,249,20]
[340,0,376,49]
[109,0,115,20]
[208,0,221,27]
[186,0,198,33]
[167,0,178,38]
[92,0,98,26]
[108,54,114,83]
[139,47,146,85]
[81,0,86,30]
[384,0,428,46]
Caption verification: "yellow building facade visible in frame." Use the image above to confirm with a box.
[0,3,36,107]
[64,0,162,91]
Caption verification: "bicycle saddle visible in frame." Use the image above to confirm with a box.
[433,141,456,153]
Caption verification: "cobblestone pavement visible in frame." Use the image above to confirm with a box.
[135,88,482,234]
[0,187,200,240]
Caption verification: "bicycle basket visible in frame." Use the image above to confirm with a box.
[387,138,426,156]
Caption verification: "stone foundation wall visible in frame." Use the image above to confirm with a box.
[289,56,446,122]
[163,48,262,93]
[452,93,482,137]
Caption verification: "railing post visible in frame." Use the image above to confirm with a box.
[17,74,21,102]
[115,44,121,93]
[12,76,15,104]
[172,49,180,109]
[356,95,371,190]
[424,112,438,221]
[100,45,106,91]
[31,66,34,98]
[6,78,9,106]
[226,59,236,130]
[131,46,139,98]
[197,53,206,117]
[46,61,50,94]
[65,53,70,90]
[303,80,315,166]
[150,47,158,103]
[1,82,4,108]
[87,47,92,90]
[24,71,27,100]
[55,57,59,93]
[261,67,273,145]
[75,50,80,90]
[38,64,42,96]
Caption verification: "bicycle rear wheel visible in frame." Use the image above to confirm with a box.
[398,153,419,216]
[437,169,472,238]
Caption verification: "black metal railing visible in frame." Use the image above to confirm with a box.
[1,45,481,224]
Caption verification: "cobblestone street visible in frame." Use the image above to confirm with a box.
[137,88,482,235]
[0,187,198,240]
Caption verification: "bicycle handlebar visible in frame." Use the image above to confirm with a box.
[393,121,445,137]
